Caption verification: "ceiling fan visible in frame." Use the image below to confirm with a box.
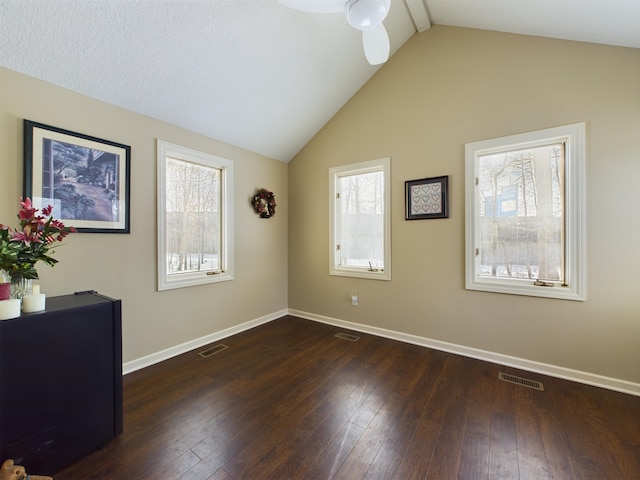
[278,0,391,65]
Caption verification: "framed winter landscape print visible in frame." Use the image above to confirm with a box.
[405,175,449,220]
[23,120,131,233]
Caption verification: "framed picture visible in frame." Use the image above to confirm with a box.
[405,175,449,220]
[23,120,131,233]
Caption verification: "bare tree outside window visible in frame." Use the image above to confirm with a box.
[157,140,233,291]
[165,157,221,275]
[330,158,391,281]
[465,123,585,300]
[477,144,564,282]
[338,170,384,269]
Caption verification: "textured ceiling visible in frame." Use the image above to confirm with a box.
[1,0,639,162]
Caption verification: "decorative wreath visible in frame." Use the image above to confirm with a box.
[252,188,276,218]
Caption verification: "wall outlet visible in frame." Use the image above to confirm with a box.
[351,295,358,306]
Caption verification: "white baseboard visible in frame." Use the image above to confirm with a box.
[288,309,640,397]
[122,307,639,397]
[122,309,287,375]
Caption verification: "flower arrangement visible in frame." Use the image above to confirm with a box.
[251,188,276,218]
[0,198,76,280]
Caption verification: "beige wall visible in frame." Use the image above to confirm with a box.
[2,26,638,387]
[288,26,640,384]
[1,67,288,365]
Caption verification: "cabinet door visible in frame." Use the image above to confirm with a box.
[0,301,116,473]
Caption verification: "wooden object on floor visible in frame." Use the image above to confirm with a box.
[0,459,52,480]
[56,315,639,479]
[0,292,122,476]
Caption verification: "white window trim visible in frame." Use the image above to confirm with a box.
[329,157,391,281]
[464,123,586,301]
[157,140,234,291]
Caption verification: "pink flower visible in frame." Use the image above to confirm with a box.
[18,207,37,221]
[0,197,75,278]
[51,219,65,230]
[17,197,37,220]
[10,230,38,246]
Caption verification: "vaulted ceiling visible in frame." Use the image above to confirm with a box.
[1,0,638,162]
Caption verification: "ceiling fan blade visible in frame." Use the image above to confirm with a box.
[362,23,389,65]
[277,0,345,14]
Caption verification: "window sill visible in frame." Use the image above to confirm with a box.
[466,277,585,301]
[159,271,234,291]
[330,268,391,281]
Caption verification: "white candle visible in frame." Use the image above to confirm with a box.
[32,284,40,295]
[0,299,21,320]
[22,293,46,313]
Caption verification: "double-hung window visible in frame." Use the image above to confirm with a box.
[465,123,586,300]
[157,140,234,291]
[330,157,391,281]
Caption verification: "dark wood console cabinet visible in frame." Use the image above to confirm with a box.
[0,291,123,475]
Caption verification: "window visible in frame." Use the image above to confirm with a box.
[465,123,586,300]
[330,157,391,280]
[157,140,234,290]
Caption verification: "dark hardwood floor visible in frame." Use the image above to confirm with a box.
[55,316,639,479]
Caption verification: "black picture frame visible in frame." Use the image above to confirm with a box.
[405,175,449,220]
[23,120,131,233]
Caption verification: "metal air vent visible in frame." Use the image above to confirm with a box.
[334,332,360,342]
[198,344,228,358]
[499,372,544,391]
